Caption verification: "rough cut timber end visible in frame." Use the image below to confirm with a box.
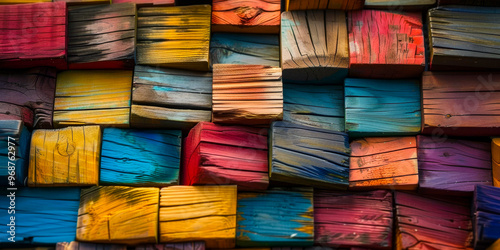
[56,241,127,250]
[0,120,31,186]
[492,138,500,187]
[286,0,365,10]
[364,0,436,9]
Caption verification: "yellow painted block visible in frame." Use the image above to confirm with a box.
[77,186,159,245]
[28,125,101,187]
[492,138,500,187]
[53,0,111,3]
[159,185,237,248]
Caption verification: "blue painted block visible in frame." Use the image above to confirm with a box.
[0,120,31,186]
[237,187,314,247]
[345,78,421,137]
[474,185,500,249]
[100,128,182,186]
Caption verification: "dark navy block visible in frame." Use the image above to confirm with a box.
[474,185,500,249]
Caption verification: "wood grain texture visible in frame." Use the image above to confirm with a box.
[136,5,211,71]
[212,0,281,33]
[286,0,364,10]
[54,70,132,128]
[183,122,268,191]
[159,185,237,248]
[28,125,101,187]
[0,0,50,3]
[281,10,349,83]
[54,0,110,4]
[77,186,159,245]
[135,242,205,250]
[315,190,392,249]
[131,65,212,130]
[418,135,492,195]
[0,120,31,186]
[348,10,424,78]
[345,78,421,137]
[113,0,174,5]
[349,137,418,190]
[365,0,436,8]
[270,121,350,189]
[237,188,314,247]
[438,0,500,5]
[473,185,500,249]
[212,64,283,125]
[492,138,500,187]
[56,242,126,250]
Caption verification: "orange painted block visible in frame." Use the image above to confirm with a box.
[212,0,281,33]
[492,138,500,187]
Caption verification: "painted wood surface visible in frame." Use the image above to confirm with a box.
[56,242,126,250]
[135,242,205,250]
[286,0,364,10]
[0,188,80,244]
[418,135,492,195]
[53,70,132,128]
[136,5,211,71]
[210,33,279,67]
[77,186,159,245]
[212,0,280,33]
[0,120,31,186]
[54,0,110,4]
[364,0,436,8]
[422,72,500,136]
[348,10,424,78]
[315,190,392,249]
[487,239,500,250]
[492,138,500,187]
[345,78,421,137]
[0,67,57,128]
[0,103,33,129]
[438,0,500,5]
[237,188,314,247]
[183,122,268,191]
[270,121,350,189]
[0,0,50,3]
[350,137,418,190]
[28,125,101,187]
[473,185,500,249]
[67,3,135,69]
[113,0,174,5]
[281,10,349,83]
[131,66,211,130]
[159,185,237,248]
[212,64,283,125]
[0,2,67,70]
[283,83,344,132]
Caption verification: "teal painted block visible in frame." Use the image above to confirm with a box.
[0,120,30,186]
[345,78,421,137]
[237,187,314,247]
[100,128,181,186]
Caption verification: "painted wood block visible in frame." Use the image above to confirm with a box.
[136,5,211,71]
[0,120,31,186]
[350,137,418,190]
[364,0,436,9]
[474,185,500,249]
[131,65,211,130]
[315,190,392,249]
[159,185,237,248]
[0,67,57,128]
[492,138,500,187]
[77,186,159,245]
[281,10,349,83]
[56,242,126,250]
[0,188,80,244]
[212,0,281,33]
[113,0,174,5]
[212,64,283,125]
[210,33,280,67]
[0,2,67,70]
[28,126,101,187]
[418,135,492,195]
[487,239,500,250]
[100,128,181,186]
[0,0,50,3]
[54,0,110,4]
[345,78,421,137]
[286,0,364,10]
[270,121,350,189]
[135,242,205,250]
[67,3,135,69]
[237,188,314,247]
[438,0,500,5]
[422,72,500,136]
[348,10,424,78]
[175,0,211,5]
[283,83,344,131]
[53,70,132,128]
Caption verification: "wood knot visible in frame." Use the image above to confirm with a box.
[235,6,263,24]
[56,140,76,156]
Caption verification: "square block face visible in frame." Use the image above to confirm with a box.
[236,188,314,247]
[492,138,500,187]
[0,120,31,186]
[211,0,280,33]
[474,185,500,249]
[286,0,365,10]
[344,78,421,137]
[53,70,133,127]
[159,185,237,248]
[349,137,418,190]
[100,128,182,186]
[28,125,101,187]
[77,186,160,245]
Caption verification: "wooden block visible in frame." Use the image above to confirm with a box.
[348,10,424,78]
[0,120,31,186]
[113,0,174,5]
[345,78,421,137]
[212,64,283,125]
[474,185,500,249]
[212,0,281,33]
[0,188,80,244]
[438,0,500,5]
[270,121,350,189]
[135,242,205,250]
[210,33,280,67]
[67,3,135,69]
[0,2,67,70]
[281,10,349,83]
[136,5,211,71]
[131,65,212,130]
[286,0,364,10]
[315,190,392,249]
[492,138,500,187]
[365,0,436,9]
[487,239,500,250]
[418,135,492,195]
[53,70,132,128]
[100,128,181,186]
[54,0,110,4]
[175,0,211,5]
[349,137,418,190]
[237,188,314,247]
[78,187,159,244]
[0,67,57,128]
[0,0,50,3]
[56,242,126,250]
[159,185,237,248]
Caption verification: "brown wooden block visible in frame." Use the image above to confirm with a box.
[286,0,365,10]
[56,242,126,250]
[492,138,500,187]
